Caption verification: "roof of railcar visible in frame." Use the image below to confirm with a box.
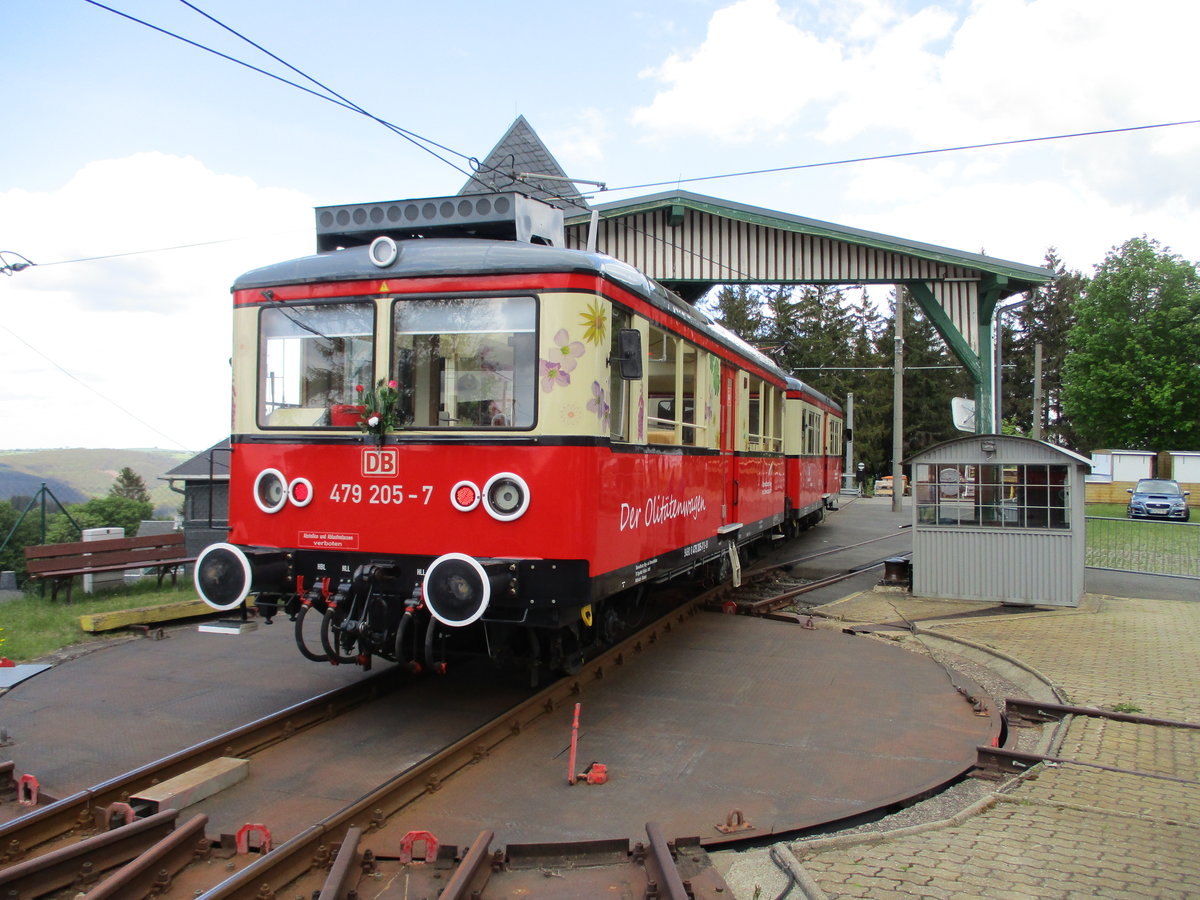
[232,237,790,384]
[784,377,842,413]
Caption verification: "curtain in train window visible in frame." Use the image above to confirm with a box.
[258,301,375,428]
[392,296,536,428]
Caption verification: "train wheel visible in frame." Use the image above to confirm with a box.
[293,602,330,662]
[551,629,585,676]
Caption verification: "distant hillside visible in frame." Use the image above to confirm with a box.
[0,448,195,517]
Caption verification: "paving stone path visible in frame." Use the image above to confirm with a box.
[719,591,1200,899]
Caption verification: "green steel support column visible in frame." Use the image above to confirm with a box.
[903,282,981,382]
[976,274,1008,434]
[976,302,995,434]
[904,281,990,431]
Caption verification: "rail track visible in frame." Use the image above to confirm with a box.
[1,589,734,898]
[0,527,923,899]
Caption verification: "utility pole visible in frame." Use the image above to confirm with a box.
[1032,342,1044,440]
[892,287,904,513]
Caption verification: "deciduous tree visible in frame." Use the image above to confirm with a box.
[1062,237,1200,451]
[1004,249,1085,446]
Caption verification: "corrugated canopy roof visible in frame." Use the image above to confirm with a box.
[565,190,1050,291]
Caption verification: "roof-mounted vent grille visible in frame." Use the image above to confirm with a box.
[315,192,564,252]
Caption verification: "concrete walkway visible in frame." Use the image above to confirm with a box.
[716,505,1200,898]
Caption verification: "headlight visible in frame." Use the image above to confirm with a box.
[253,468,288,514]
[483,472,529,521]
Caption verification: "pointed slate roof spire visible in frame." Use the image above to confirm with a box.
[458,115,589,210]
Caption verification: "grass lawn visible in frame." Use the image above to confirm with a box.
[1086,502,1128,518]
[0,579,201,663]
[1085,503,1198,578]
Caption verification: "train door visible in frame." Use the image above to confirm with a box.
[720,363,739,525]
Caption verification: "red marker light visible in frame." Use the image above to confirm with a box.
[292,481,310,502]
[455,484,476,506]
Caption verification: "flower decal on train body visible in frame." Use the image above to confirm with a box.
[539,328,585,393]
[579,299,607,346]
[588,381,611,430]
[540,359,570,392]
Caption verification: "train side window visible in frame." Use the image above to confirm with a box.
[645,326,677,444]
[258,301,374,429]
[800,405,821,456]
[392,296,536,428]
[746,378,781,451]
[772,387,784,451]
[747,378,762,449]
[680,343,701,446]
[644,329,706,447]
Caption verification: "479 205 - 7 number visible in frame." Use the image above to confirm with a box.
[329,483,433,505]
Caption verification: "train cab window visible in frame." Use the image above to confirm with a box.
[392,296,536,428]
[258,301,374,428]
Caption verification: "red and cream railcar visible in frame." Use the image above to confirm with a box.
[783,378,845,533]
[194,193,842,673]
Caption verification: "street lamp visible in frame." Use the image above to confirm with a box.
[993,298,1027,431]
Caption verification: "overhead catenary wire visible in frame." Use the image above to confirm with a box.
[85,3,1200,221]
[0,320,193,451]
[83,0,486,187]
[605,118,1200,193]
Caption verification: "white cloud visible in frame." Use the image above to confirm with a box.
[632,0,845,140]
[634,0,1200,146]
[626,0,1199,266]
[0,153,312,451]
[545,110,612,169]
[842,156,1196,273]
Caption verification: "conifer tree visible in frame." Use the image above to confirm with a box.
[110,466,151,504]
[1009,249,1086,446]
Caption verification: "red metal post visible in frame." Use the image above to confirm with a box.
[568,702,581,785]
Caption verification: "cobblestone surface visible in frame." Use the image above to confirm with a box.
[724,589,1200,899]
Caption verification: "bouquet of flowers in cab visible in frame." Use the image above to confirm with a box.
[355,379,400,445]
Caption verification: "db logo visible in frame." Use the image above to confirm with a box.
[362,448,399,478]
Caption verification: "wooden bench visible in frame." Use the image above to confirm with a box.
[24,532,195,603]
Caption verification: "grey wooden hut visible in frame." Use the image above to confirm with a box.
[906,435,1092,607]
[160,440,230,560]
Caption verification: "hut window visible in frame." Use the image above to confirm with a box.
[915,463,1070,529]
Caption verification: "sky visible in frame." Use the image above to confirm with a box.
[2,0,1197,452]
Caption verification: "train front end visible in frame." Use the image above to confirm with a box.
[195,193,646,673]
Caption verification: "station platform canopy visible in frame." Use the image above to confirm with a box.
[461,118,1053,432]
